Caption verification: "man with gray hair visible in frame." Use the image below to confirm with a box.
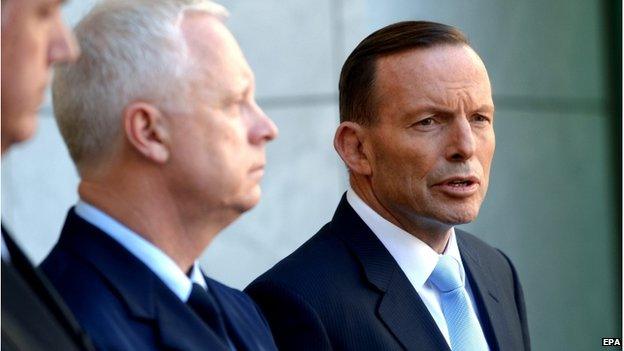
[40,0,279,350]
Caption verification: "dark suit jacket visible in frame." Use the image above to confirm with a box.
[1,225,94,351]
[246,195,530,351]
[40,209,277,351]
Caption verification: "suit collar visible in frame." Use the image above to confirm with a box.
[347,188,468,291]
[58,209,158,319]
[331,194,395,292]
[57,209,229,350]
[331,194,451,351]
[74,201,208,301]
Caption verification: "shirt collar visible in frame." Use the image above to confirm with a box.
[346,188,465,290]
[75,200,207,302]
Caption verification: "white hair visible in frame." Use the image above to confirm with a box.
[52,0,228,172]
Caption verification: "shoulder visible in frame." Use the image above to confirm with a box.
[41,248,153,350]
[248,222,358,298]
[41,247,123,321]
[41,247,111,310]
[244,232,339,351]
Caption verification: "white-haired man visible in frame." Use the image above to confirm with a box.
[40,0,279,350]
[1,0,93,350]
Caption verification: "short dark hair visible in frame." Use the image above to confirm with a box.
[338,21,469,125]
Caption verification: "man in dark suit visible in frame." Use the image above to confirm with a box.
[246,21,530,351]
[39,0,279,350]
[0,0,93,350]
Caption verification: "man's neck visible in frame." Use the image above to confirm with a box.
[78,179,225,273]
[349,176,452,253]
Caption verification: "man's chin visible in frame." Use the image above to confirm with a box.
[233,188,262,213]
[427,202,481,226]
[3,112,39,149]
[442,209,479,226]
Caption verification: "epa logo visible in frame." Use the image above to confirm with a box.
[602,338,622,347]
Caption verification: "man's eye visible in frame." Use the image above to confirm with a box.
[473,114,491,123]
[416,117,435,126]
[38,5,54,19]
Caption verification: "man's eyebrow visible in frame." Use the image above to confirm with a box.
[401,103,495,118]
[415,104,495,114]
[241,73,255,95]
[406,104,453,115]
[476,104,495,113]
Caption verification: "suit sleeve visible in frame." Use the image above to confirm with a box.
[498,250,531,351]
[245,280,332,351]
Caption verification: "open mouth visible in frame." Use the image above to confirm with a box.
[445,179,475,187]
[433,176,480,197]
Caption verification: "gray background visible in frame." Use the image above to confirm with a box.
[1,0,619,350]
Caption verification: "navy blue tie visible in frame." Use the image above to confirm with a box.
[187,283,231,346]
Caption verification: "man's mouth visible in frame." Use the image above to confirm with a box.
[444,178,476,187]
[432,176,480,196]
[250,164,265,171]
[250,164,265,178]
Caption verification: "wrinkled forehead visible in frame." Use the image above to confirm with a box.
[373,44,492,108]
[377,44,490,88]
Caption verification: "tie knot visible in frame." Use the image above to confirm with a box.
[188,283,218,312]
[429,255,463,293]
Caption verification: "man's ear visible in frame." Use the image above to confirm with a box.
[122,102,170,164]
[333,121,372,176]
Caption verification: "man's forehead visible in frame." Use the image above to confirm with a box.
[180,11,225,38]
[6,0,64,9]
[378,44,486,76]
[180,12,253,97]
[181,14,235,58]
[375,46,490,97]
[35,0,65,6]
[372,44,493,113]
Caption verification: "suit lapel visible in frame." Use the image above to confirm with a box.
[457,231,510,351]
[57,210,228,351]
[332,196,450,351]
[204,276,276,351]
[378,270,451,351]
[154,294,230,351]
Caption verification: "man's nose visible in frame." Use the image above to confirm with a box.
[48,15,80,65]
[249,101,279,145]
[446,117,476,162]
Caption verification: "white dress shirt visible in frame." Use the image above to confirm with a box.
[75,200,207,302]
[346,188,488,349]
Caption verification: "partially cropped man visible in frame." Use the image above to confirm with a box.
[40,0,278,350]
[247,21,530,351]
[0,0,94,350]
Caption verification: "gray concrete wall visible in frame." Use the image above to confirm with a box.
[1,1,618,350]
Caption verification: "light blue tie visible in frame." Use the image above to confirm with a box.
[428,255,489,351]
